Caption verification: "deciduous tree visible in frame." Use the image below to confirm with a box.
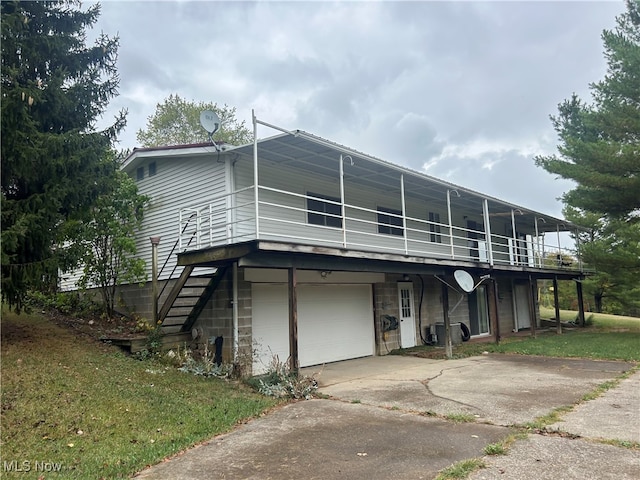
[75,156,149,318]
[136,94,252,147]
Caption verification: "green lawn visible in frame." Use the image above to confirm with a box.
[540,307,640,332]
[1,311,278,479]
[400,310,640,363]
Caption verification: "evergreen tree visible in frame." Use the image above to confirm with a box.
[535,1,640,316]
[136,94,252,147]
[1,1,126,310]
[535,1,640,220]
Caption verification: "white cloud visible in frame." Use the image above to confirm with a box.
[91,0,625,218]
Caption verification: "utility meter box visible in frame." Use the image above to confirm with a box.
[435,323,462,346]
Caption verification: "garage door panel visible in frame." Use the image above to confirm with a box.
[251,284,289,374]
[298,284,374,367]
[251,283,374,373]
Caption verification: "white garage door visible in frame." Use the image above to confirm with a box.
[251,284,374,373]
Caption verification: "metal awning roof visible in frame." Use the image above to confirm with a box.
[228,129,583,234]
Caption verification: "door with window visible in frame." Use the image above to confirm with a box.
[398,282,417,348]
[467,285,490,336]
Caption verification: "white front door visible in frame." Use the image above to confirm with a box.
[398,282,417,348]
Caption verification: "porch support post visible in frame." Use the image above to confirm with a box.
[400,174,408,255]
[576,231,583,271]
[488,278,501,343]
[288,266,299,373]
[252,109,260,239]
[482,199,494,265]
[553,275,562,335]
[150,236,161,323]
[232,262,239,361]
[528,275,537,338]
[556,224,562,268]
[534,217,541,267]
[510,209,517,265]
[441,281,453,359]
[447,190,455,259]
[339,155,347,248]
[576,280,586,327]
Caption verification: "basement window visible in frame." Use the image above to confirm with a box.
[377,207,403,236]
[307,192,342,228]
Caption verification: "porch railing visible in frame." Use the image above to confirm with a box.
[177,186,583,272]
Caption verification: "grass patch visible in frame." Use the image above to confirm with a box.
[539,308,640,332]
[435,458,485,480]
[523,405,574,430]
[483,442,505,455]
[444,413,476,423]
[1,310,278,479]
[599,439,640,450]
[400,329,640,362]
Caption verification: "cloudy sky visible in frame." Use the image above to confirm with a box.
[91,0,625,219]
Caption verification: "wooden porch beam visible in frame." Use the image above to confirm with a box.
[576,280,586,327]
[288,266,299,373]
[441,282,453,359]
[488,279,501,343]
[553,276,562,334]
[528,276,537,338]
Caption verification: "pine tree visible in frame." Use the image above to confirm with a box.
[535,1,640,315]
[535,1,640,220]
[1,1,126,310]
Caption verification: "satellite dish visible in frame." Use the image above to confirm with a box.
[199,110,221,135]
[454,270,475,293]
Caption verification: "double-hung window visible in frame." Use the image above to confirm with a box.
[307,192,342,228]
[377,207,403,236]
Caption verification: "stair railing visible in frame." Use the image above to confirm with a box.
[157,211,199,302]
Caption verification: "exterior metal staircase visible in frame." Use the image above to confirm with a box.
[158,266,227,334]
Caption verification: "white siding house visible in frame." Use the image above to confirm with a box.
[63,117,588,374]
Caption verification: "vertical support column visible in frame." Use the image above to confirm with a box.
[534,217,540,267]
[400,174,408,255]
[556,224,562,265]
[252,109,260,239]
[528,275,537,338]
[339,155,347,248]
[576,231,583,271]
[288,266,299,373]
[510,209,518,265]
[441,281,452,359]
[150,236,161,323]
[447,190,455,259]
[232,262,239,362]
[553,275,561,335]
[488,278,501,343]
[482,199,494,265]
[576,280,586,327]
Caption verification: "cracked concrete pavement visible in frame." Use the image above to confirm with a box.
[135,355,638,480]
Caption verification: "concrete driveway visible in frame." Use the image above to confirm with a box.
[135,355,638,480]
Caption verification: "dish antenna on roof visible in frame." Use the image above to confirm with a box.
[199,110,221,151]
